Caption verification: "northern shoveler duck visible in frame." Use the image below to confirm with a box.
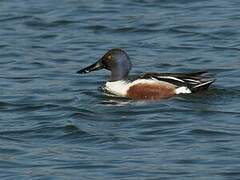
[77,49,215,100]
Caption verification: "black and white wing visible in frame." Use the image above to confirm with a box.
[140,71,215,92]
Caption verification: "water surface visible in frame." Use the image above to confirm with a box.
[0,0,240,179]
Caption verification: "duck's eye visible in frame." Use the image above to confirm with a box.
[107,55,112,60]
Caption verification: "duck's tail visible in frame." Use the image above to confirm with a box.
[191,79,216,92]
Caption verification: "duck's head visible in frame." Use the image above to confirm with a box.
[77,49,132,81]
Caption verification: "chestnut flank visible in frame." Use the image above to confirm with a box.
[127,83,176,100]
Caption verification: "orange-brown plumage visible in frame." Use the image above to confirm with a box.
[127,83,176,100]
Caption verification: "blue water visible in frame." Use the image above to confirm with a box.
[0,0,240,179]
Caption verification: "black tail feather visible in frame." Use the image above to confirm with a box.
[191,79,215,92]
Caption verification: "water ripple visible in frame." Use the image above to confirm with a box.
[0,0,240,179]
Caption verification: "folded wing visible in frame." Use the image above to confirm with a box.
[140,71,215,92]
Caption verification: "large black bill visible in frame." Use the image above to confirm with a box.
[77,61,104,74]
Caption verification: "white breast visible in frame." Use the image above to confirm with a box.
[103,80,130,97]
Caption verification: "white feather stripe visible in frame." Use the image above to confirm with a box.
[156,76,185,83]
[193,81,213,88]
[184,79,201,83]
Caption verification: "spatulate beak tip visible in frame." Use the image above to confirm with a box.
[76,69,87,74]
